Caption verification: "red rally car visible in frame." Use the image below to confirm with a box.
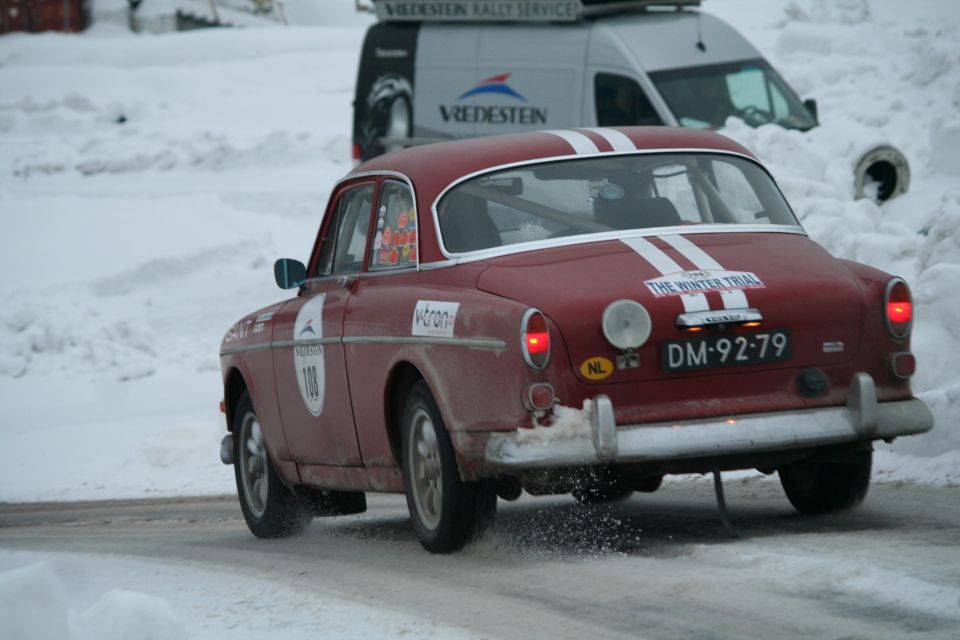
[218,127,933,553]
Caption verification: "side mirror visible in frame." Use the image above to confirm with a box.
[274,258,307,290]
[803,98,819,124]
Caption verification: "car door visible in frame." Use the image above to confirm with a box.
[271,182,375,466]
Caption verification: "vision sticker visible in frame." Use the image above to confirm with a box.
[412,300,460,338]
[293,295,326,416]
[580,357,614,380]
[644,270,764,298]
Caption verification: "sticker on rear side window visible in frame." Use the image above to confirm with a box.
[412,301,460,338]
[293,295,326,416]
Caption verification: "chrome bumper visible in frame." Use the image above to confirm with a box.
[485,373,934,469]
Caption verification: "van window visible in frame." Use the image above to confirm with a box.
[649,59,816,131]
[594,73,662,127]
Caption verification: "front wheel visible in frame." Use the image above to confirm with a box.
[401,381,496,553]
[234,390,311,538]
[778,451,872,515]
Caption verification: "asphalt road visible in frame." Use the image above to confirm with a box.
[2,479,958,639]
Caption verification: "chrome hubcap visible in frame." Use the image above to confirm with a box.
[239,412,268,517]
[408,407,443,530]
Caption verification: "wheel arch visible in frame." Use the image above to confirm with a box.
[224,367,248,432]
[384,361,426,465]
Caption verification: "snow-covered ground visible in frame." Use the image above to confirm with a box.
[1,0,958,506]
[0,549,476,640]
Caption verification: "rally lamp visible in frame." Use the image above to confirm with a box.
[602,299,652,350]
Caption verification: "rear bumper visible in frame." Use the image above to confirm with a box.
[485,373,934,470]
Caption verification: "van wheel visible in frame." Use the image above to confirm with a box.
[778,452,872,515]
[401,381,496,553]
[234,391,311,538]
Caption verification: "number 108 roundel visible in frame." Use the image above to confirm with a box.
[218,127,933,553]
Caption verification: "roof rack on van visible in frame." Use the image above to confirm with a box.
[362,0,701,23]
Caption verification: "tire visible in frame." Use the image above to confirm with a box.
[778,451,872,515]
[401,380,496,553]
[853,145,910,202]
[233,390,311,538]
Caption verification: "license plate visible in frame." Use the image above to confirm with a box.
[662,329,791,372]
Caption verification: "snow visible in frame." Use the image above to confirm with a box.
[0,550,475,640]
[0,0,959,507]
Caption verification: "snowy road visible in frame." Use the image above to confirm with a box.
[3,480,959,639]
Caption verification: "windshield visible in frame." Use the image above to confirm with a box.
[649,59,816,131]
[436,153,799,254]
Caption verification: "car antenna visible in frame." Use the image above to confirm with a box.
[696,10,707,52]
[713,462,739,538]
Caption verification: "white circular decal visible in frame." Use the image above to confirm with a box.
[293,295,326,416]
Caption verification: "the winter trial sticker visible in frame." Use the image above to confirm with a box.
[644,270,764,297]
[293,295,326,416]
[412,300,460,338]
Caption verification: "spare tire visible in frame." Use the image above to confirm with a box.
[853,144,910,202]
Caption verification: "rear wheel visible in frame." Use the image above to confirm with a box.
[401,381,496,553]
[778,451,872,514]
[234,390,311,538]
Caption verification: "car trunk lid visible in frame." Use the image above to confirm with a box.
[475,231,864,384]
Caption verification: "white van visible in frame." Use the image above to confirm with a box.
[353,0,909,200]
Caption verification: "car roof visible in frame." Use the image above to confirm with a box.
[351,126,756,199]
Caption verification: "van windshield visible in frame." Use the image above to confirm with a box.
[649,59,816,131]
[436,153,800,255]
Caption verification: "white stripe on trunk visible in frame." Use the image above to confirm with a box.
[660,234,722,270]
[621,237,709,313]
[663,234,751,310]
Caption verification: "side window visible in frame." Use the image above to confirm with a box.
[369,181,418,270]
[595,73,663,127]
[315,184,375,276]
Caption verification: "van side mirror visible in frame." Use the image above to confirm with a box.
[274,258,307,290]
[803,98,819,124]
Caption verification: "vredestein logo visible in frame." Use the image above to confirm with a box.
[439,73,548,125]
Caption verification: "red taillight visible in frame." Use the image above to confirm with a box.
[352,144,360,163]
[521,309,550,370]
[885,278,912,339]
[526,332,549,354]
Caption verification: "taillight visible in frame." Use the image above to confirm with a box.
[884,278,912,339]
[352,144,361,163]
[521,309,550,370]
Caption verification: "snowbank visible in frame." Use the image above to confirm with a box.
[0,560,186,640]
[0,0,958,502]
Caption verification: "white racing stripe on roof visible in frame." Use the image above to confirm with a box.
[621,237,709,313]
[542,129,599,155]
[582,127,636,152]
